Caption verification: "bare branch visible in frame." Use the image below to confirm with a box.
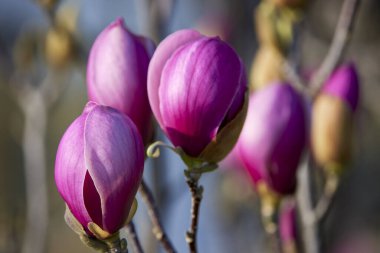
[139,180,177,253]
[308,0,361,98]
[126,222,144,253]
[185,174,203,253]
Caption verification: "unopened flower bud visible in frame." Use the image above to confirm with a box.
[250,45,285,91]
[311,63,359,174]
[148,29,247,163]
[55,102,144,236]
[255,1,301,53]
[238,83,307,195]
[87,18,154,144]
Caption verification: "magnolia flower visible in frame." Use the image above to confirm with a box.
[312,63,359,173]
[87,18,154,144]
[55,102,144,235]
[148,29,247,162]
[237,83,306,195]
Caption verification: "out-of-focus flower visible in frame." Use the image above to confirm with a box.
[45,27,74,68]
[255,1,292,52]
[249,45,285,91]
[56,4,79,34]
[250,1,303,91]
[38,0,58,10]
[255,1,303,53]
[237,83,306,195]
[279,199,298,253]
[148,29,247,163]
[87,18,154,144]
[269,0,307,8]
[55,102,144,236]
[311,63,359,174]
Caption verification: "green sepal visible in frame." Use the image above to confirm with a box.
[147,141,219,174]
[126,198,138,224]
[64,205,86,236]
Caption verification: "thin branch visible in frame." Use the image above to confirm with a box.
[126,222,144,253]
[19,89,48,253]
[283,61,308,94]
[185,174,203,253]
[297,157,319,253]
[138,180,177,253]
[308,0,361,98]
[313,174,339,224]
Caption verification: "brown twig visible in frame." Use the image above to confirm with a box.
[126,222,144,253]
[139,180,177,253]
[308,0,361,98]
[185,173,203,253]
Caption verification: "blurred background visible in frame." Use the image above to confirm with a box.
[0,0,380,252]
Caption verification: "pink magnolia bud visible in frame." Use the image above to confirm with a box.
[279,199,298,253]
[237,83,306,195]
[55,102,144,235]
[321,63,359,112]
[312,63,359,173]
[148,29,247,161]
[87,18,154,144]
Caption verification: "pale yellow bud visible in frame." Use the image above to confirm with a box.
[55,5,79,34]
[45,27,74,68]
[311,95,353,174]
[249,46,285,91]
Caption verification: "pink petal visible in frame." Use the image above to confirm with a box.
[159,37,242,156]
[86,18,152,143]
[147,29,204,127]
[322,63,359,111]
[84,105,144,233]
[55,107,92,231]
[238,84,306,194]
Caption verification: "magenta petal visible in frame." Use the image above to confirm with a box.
[83,171,103,229]
[269,87,306,194]
[84,105,144,233]
[279,199,297,244]
[159,37,242,156]
[148,29,204,127]
[55,112,92,230]
[238,84,306,194]
[224,60,247,122]
[86,18,152,142]
[322,63,359,111]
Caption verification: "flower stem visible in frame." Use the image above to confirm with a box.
[126,222,144,253]
[185,172,203,253]
[103,236,128,253]
[139,179,177,253]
